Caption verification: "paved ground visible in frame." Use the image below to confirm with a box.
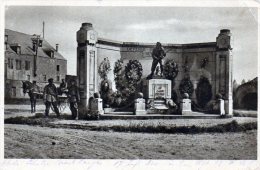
[4,104,71,118]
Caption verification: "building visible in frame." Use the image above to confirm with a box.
[76,23,233,118]
[234,77,257,110]
[4,29,67,101]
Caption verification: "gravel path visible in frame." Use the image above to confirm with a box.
[5,124,257,159]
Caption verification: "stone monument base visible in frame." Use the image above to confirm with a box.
[142,78,171,114]
[180,98,192,115]
[134,98,146,115]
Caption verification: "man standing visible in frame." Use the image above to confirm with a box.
[147,42,166,79]
[29,81,39,113]
[67,79,80,119]
[43,78,60,117]
[59,79,67,95]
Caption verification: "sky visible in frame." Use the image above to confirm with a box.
[5,6,258,84]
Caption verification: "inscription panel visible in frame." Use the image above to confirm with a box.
[219,55,226,97]
[89,50,95,97]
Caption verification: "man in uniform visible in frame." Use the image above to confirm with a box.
[30,81,40,113]
[59,79,67,95]
[147,42,166,79]
[43,78,60,117]
[67,79,80,119]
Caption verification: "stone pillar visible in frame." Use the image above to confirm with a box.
[134,98,146,115]
[76,23,98,119]
[216,29,233,115]
[180,93,192,115]
[219,99,225,115]
[90,98,104,115]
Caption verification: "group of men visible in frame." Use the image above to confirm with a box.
[30,78,80,119]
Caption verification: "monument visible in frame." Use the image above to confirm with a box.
[216,29,233,115]
[76,23,98,119]
[142,78,172,113]
[76,22,234,118]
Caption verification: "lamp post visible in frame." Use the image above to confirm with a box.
[31,35,42,77]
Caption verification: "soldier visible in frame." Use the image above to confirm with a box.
[29,81,40,113]
[147,42,166,79]
[43,78,60,117]
[67,79,80,119]
[59,79,67,95]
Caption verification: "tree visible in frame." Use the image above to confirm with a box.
[233,80,239,92]
[241,79,246,84]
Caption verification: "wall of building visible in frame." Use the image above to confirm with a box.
[5,54,67,99]
[36,57,67,84]
[96,43,122,91]
[96,42,217,104]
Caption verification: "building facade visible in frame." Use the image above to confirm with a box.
[5,29,67,100]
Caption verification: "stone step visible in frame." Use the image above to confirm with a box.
[100,114,221,120]
[104,112,134,115]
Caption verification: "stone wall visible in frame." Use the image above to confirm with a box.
[96,41,218,104]
[96,43,121,91]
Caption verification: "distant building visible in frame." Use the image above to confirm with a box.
[4,29,67,100]
[234,77,257,110]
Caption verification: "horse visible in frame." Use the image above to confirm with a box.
[22,81,41,113]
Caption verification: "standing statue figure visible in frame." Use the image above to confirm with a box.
[147,42,166,79]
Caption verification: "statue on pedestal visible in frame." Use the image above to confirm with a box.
[147,42,166,79]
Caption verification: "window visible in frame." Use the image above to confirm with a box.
[16,46,21,54]
[51,51,54,58]
[45,50,54,58]
[8,58,13,69]
[16,60,22,70]
[25,61,30,70]
[43,75,47,82]
[27,75,30,81]
[56,65,60,71]
[57,75,60,82]
[11,87,16,97]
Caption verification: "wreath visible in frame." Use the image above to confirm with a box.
[98,58,111,79]
[125,60,143,84]
[163,59,179,80]
[113,59,125,91]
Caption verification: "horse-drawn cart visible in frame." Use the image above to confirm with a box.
[22,81,70,114]
[54,94,70,113]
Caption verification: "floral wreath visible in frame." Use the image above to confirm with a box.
[125,60,143,83]
[98,57,111,79]
[163,59,179,80]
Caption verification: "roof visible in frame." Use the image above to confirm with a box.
[5,29,66,60]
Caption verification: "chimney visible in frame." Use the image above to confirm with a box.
[56,44,59,52]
